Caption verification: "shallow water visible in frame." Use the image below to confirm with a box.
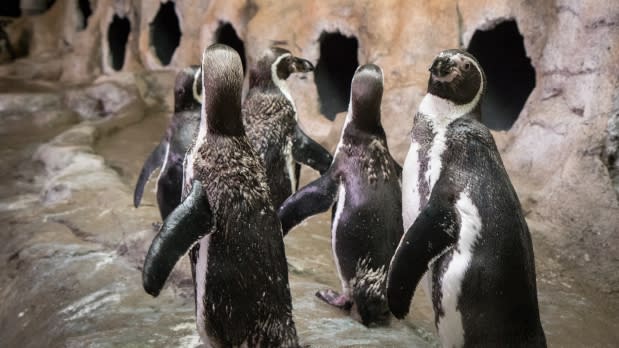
[0,78,617,347]
[97,108,619,347]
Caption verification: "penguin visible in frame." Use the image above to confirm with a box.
[243,47,333,209]
[133,65,202,219]
[142,44,299,347]
[278,64,403,327]
[387,49,546,347]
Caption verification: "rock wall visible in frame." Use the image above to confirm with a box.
[0,0,618,293]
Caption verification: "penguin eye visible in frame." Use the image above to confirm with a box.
[463,62,471,71]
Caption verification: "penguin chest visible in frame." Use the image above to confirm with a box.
[433,192,483,348]
[402,126,447,231]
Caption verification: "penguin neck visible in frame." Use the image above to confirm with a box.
[174,98,198,113]
[249,63,296,112]
[202,93,244,136]
[418,92,481,126]
[270,57,296,112]
[249,68,275,90]
[349,101,382,134]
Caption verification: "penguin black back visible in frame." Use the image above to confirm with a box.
[278,64,403,327]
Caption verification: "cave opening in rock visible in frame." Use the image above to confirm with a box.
[107,15,131,71]
[314,32,359,121]
[150,1,181,66]
[77,0,92,30]
[467,20,535,130]
[0,0,21,17]
[45,0,55,11]
[215,22,246,75]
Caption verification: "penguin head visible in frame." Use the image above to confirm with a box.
[427,49,486,112]
[349,63,384,132]
[249,47,314,88]
[173,65,202,112]
[201,43,244,135]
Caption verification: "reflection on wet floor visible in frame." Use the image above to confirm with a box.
[1,77,618,347]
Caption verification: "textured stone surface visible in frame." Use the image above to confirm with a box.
[0,0,618,345]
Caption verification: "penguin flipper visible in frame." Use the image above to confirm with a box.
[134,140,168,208]
[292,125,333,175]
[387,181,458,319]
[143,180,212,297]
[278,169,338,235]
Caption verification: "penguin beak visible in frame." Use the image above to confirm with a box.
[290,57,314,73]
[429,57,454,78]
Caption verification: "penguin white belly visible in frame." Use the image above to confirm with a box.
[284,140,296,194]
[195,236,211,342]
[402,141,421,231]
[426,127,447,190]
[331,183,349,294]
[436,192,482,348]
[402,140,433,305]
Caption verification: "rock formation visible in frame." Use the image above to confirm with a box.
[0,0,618,345]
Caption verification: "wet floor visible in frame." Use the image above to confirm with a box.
[97,96,619,347]
[1,77,619,347]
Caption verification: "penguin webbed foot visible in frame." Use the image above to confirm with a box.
[315,289,352,310]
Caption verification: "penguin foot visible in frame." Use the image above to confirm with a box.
[151,221,162,231]
[315,289,352,310]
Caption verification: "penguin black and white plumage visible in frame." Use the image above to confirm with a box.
[278,64,403,326]
[133,65,202,219]
[242,47,333,209]
[142,44,299,347]
[387,49,546,347]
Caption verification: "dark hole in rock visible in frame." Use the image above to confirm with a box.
[0,24,16,62]
[107,15,131,71]
[604,110,619,199]
[0,0,21,17]
[467,20,535,130]
[77,0,92,30]
[314,32,359,121]
[149,1,181,66]
[215,22,246,75]
[45,0,55,11]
